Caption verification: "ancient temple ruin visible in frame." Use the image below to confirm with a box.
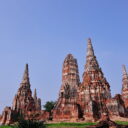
[0,64,49,125]
[78,38,111,121]
[0,38,128,125]
[12,64,37,113]
[53,38,128,122]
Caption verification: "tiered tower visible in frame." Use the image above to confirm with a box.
[79,39,111,121]
[59,54,80,98]
[53,54,80,121]
[0,64,43,125]
[12,64,37,114]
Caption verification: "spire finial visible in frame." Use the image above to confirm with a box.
[122,65,127,75]
[122,65,128,80]
[87,38,95,57]
[21,64,30,86]
[88,38,92,43]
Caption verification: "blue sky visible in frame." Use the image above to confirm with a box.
[0,0,128,112]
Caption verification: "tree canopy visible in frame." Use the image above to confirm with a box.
[43,101,56,113]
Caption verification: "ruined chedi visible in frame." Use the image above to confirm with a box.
[78,38,111,121]
[53,40,128,121]
[53,39,112,121]
[0,64,43,125]
[33,89,42,111]
[12,64,37,113]
[53,54,80,121]
[1,38,128,125]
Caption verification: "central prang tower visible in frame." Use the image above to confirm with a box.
[78,38,111,121]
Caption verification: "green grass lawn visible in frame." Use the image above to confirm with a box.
[46,122,96,127]
[116,121,128,125]
[0,123,96,128]
[1,121,128,128]
[0,126,12,128]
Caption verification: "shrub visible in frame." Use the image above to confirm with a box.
[14,120,46,128]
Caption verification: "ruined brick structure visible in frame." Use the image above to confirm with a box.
[12,64,37,113]
[1,38,128,125]
[104,65,127,118]
[33,89,42,111]
[53,54,80,121]
[106,94,126,117]
[78,38,111,121]
[0,64,44,125]
[0,107,17,125]
[53,38,128,122]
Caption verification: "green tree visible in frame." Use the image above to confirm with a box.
[43,101,56,113]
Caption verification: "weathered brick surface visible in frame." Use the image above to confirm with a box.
[53,54,80,121]
[0,64,44,125]
[0,107,17,125]
[1,39,128,124]
[33,89,42,111]
[12,64,36,113]
[53,39,127,122]
[78,39,111,121]
[106,94,126,117]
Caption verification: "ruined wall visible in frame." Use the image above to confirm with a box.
[106,94,126,117]
[0,107,17,125]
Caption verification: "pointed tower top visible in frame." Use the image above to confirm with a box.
[21,64,30,86]
[85,38,100,72]
[34,88,37,100]
[123,65,127,75]
[88,38,92,43]
[87,38,95,57]
[64,54,74,62]
[122,65,128,79]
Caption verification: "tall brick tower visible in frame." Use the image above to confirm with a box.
[79,38,111,121]
[59,54,80,98]
[53,54,80,121]
[12,64,36,113]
